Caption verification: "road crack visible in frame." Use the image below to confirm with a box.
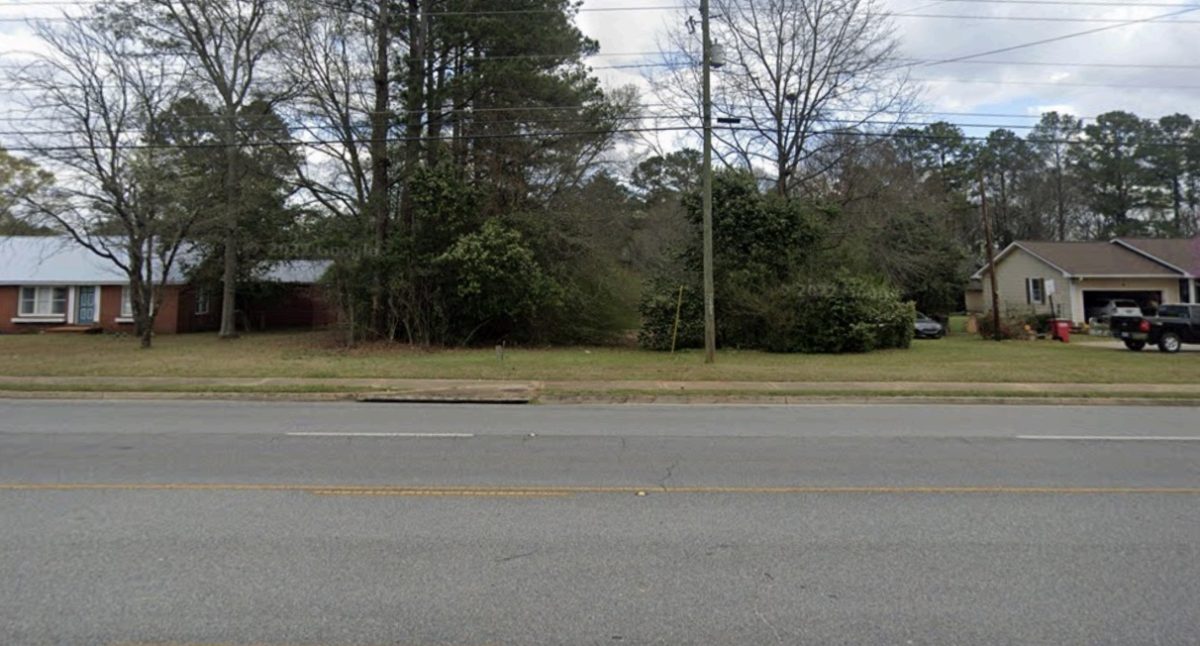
[659,458,679,491]
[495,550,539,564]
[754,607,785,644]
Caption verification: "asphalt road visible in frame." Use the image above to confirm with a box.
[1,400,1198,645]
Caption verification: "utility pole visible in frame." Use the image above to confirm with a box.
[700,0,716,364]
[979,170,1002,341]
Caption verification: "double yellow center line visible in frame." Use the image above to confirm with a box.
[2,483,1199,497]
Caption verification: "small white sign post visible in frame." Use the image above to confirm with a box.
[1045,279,1058,318]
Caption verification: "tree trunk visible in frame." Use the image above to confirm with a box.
[218,108,240,339]
[131,276,154,350]
[400,0,428,233]
[425,42,445,167]
[395,0,428,344]
[128,246,153,349]
[452,44,467,175]
[1055,162,1066,241]
[368,0,392,337]
[1172,176,1184,233]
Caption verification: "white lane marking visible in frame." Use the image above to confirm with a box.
[286,432,474,438]
[1017,435,1200,442]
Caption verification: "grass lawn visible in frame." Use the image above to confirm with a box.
[0,329,1195,384]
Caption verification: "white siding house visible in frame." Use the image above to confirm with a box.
[972,239,1199,325]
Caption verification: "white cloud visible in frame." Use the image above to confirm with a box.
[5,0,1197,155]
[884,0,1200,122]
[577,0,1200,128]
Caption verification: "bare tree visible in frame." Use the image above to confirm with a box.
[654,0,914,196]
[128,0,286,339]
[12,13,203,349]
[277,0,382,226]
[276,0,394,339]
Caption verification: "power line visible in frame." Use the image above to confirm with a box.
[0,4,689,22]
[9,71,1200,93]
[916,77,1200,90]
[3,124,692,152]
[924,0,1200,7]
[9,7,1200,25]
[1,125,1183,155]
[5,0,1200,8]
[918,6,1200,67]
[0,112,698,138]
[573,57,1200,72]
[892,12,1200,24]
[0,106,1103,127]
[8,51,1200,74]
[916,59,1200,70]
[0,50,676,71]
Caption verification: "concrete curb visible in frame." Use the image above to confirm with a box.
[2,389,1200,407]
[358,394,533,404]
[538,394,1200,407]
[0,391,361,402]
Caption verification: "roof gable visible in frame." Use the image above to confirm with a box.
[974,240,1184,278]
[972,242,1072,279]
[1113,237,1200,276]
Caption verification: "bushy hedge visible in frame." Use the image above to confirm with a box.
[640,275,914,354]
[638,279,704,351]
[761,277,914,353]
[637,171,916,354]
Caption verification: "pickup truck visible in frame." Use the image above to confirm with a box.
[1111,304,1200,352]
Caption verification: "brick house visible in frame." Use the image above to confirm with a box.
[0,236,335,334]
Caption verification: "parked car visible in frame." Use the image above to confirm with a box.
[1097,299,1143,324]
[1110,304,1200,352]
[914,313,945,339]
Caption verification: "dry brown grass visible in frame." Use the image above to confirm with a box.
[0,329,1196,384]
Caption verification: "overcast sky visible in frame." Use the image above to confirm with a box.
[576,0,1200,136]
[3,0,1199,149]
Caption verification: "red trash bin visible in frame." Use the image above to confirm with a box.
[1051,319,1070,343]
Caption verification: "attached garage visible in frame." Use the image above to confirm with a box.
[1081,289,1163,321]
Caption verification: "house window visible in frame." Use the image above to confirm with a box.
[120,286,133,317]
[1026,278,1045,305]
[195,290,210,315]
[1183,280,1193,304]
[18,286,68,316]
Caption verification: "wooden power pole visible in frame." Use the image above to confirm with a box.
[979,170,1002,341]
[700,0,716,364]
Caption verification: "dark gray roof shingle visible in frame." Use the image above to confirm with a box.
[1115,238,1200,275]
[1018,241,1181,276]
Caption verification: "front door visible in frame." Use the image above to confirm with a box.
[76,286,96,325]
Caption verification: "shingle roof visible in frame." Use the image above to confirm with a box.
[1115,237,1200,275]
[1017,241,1182,276]
[0,236,331,285]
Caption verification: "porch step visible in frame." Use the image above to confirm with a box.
[43,325,103,334]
